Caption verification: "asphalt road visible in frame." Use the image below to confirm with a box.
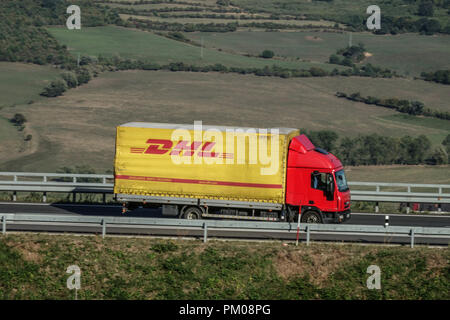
[1,202,450,228]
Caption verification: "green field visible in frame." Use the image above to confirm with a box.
[346,165,450,184]
[232,0,450,26]
[0,70,448,174]
[47,26,340,71]
[187,31,450,76]
[1,234,448,299]
[0,62,61,108]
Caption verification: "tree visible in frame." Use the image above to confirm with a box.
[329,54,340,64]
[10,113,27,126]
[62,72,78,88]
[427,147,448,165]
[76,68,92,85]
[418,0,434,16]
[40,80,67,97]
[261,50,275,59]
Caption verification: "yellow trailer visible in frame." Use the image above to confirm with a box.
[114,122,298,219]
[114,122,351,223]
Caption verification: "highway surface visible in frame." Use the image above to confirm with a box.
[1,202,449,245]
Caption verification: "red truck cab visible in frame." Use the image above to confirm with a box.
[286,135,351,223]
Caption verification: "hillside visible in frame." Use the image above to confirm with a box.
[0,0,448,179]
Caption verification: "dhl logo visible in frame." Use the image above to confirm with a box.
[130,139,233,159]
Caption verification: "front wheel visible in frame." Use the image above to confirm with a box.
[301,211,322,224]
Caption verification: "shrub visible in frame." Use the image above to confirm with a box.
[10,113,27,126]
[261,50,275,59]
[76,68,92,85]
[40,80,67,97]
[61,72,78,88]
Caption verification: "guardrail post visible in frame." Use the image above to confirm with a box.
[43,192,47,203]
[203,223,208,243]
[375,202,379,213]
[410,229,415,248]
[102,193,106,204]
[306,226,310,246]
[2,216,6,235]
[406,203,410,214]
[13,191,17,202]
[384,215,389,228]
[101,219,106,239]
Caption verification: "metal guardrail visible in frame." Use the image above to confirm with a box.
[0,172,449,208]
[0,172,113,202]
[1,213,449,248]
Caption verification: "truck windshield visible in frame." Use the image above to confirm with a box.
[335,170,349,192]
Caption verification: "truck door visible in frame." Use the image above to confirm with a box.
[309,171,336,211]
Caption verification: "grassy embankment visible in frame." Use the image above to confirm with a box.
[1,234,449,299]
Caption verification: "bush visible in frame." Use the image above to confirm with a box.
[40,80,67,97]
[418,0,434,16]
[10,113,27,126]
[61,72,78,88]
[261,50,275,59]
[329,54,340,64]
[76,68,92,85]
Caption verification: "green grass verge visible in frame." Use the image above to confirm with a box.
[0,234,449,299]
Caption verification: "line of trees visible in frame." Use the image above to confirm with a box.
[122,17,239,32]
[41,66,96,97]
[421,70,450,85]
[87,55,399,79]
[336,92,450,120]
[122,16,343,32]
[302,129,449,165]
[99,0,215,7]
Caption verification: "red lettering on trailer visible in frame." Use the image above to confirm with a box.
[170,141,202,156]
[130,139,234,158]
[144,139,173,154]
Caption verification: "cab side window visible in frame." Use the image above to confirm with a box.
[311,172,326,191]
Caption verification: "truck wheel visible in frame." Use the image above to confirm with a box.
[183,207,202,220]
[301,211,322,224]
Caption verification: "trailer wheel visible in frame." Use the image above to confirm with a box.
[301,211,322,224]
[183,206,202,220]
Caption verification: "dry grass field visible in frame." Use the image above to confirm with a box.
[0,70,448,175]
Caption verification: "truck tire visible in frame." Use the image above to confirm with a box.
[301,211,322,224]
[182,206,202,220]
